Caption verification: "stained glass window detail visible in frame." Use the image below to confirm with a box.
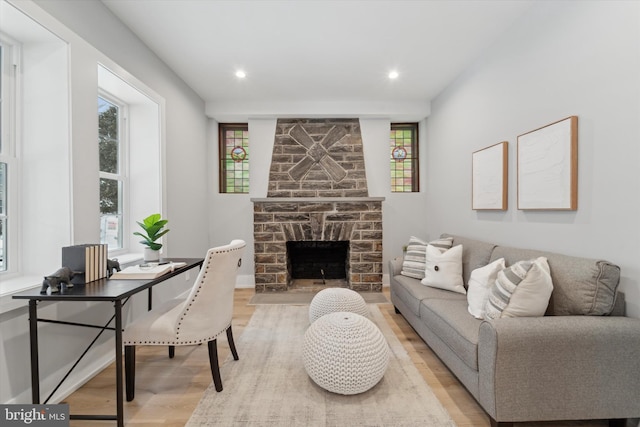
[390,123,419,192]
[219,123,249,193]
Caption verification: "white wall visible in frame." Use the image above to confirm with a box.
[31,0,210,258]
[425,1,640,318]
[206,118,269,286]
[1,0,208,404]
[20,36,71,277]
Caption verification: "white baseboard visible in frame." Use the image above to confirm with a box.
[235,274,255,288]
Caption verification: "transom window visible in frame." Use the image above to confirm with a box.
[219,123,249,193]
[390,123,419,193]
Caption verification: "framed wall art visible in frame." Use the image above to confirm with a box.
[472,141,508,210]
[517,116,578,210]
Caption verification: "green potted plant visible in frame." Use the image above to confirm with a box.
[134,213,170,261]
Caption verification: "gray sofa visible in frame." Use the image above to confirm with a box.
[389,234,640,427]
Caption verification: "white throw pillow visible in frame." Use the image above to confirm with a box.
[421,244,465,294]
[401,236,453,279]
[466,258,505,319]
[484,257,554,320]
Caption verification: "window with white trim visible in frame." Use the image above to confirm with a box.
[99,95,128,251]
[390,123,419,192]
[0,37,18,274]
[97,64,162,259]
[0,1,71,292]
[0,162,6,273]
[219,123,249,193]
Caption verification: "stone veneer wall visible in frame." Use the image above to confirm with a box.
[253,199,383,292]
[267,119,368,197]
[252,118,383,292]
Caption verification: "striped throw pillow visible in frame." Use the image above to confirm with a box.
[484,257,553,320]
[401,236,453,279]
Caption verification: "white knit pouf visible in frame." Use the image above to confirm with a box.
[303,311,389,395]
[308,287,369,323]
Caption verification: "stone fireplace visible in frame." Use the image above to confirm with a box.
[251,118,383,292]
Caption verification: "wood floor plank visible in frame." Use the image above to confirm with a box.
[63,288,608,426]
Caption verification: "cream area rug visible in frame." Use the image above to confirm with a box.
[186,304,456,427]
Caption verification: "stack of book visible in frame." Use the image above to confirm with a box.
[62,244,109,284]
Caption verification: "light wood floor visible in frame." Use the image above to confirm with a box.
[64,288,610,426]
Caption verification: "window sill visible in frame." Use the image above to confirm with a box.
[0,253,144,314]
[0,275,43,298]
[0,275,43,314]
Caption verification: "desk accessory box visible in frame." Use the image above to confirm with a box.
[62,244,108,284]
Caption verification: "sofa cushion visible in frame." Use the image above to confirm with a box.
[391,273,466,317]
[467,258,506,319]
[441,234,497,287]
[422,244,465,294]
[420,298,482,371]
[484,257,554,319]
[401,236,453,279]
[490,246,620,316]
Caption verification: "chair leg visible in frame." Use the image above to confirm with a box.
[208,339,223,392]
[168,345,175,359]
[124,346,135,402]
[227,326,239,361]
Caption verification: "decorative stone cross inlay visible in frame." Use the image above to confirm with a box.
[288,124,348,182]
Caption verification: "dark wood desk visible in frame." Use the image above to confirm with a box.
[12,258,203,427]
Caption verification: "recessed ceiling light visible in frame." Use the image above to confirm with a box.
[235,70,246,79]
[388,70,399,80]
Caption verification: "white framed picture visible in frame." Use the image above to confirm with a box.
[472,141,508,210]
[517,116,578,210]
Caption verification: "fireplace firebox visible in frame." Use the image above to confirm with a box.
[287,241,349,281]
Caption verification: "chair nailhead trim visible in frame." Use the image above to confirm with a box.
[124,325,230,346]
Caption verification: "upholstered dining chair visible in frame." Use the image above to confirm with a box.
[123,239,246,401]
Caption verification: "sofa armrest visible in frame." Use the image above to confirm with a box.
[388,256,404,276]
[478,316,640,422]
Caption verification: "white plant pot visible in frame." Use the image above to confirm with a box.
[144,247,160,262]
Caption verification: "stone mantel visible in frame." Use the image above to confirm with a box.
[251,197,385,203]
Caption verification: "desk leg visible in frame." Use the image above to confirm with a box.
[28,300,40,404]
[115,300,124,427]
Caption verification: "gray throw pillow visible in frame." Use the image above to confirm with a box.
[401,236,453,279]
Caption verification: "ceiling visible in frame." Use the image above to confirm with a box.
[101,0,534,119]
